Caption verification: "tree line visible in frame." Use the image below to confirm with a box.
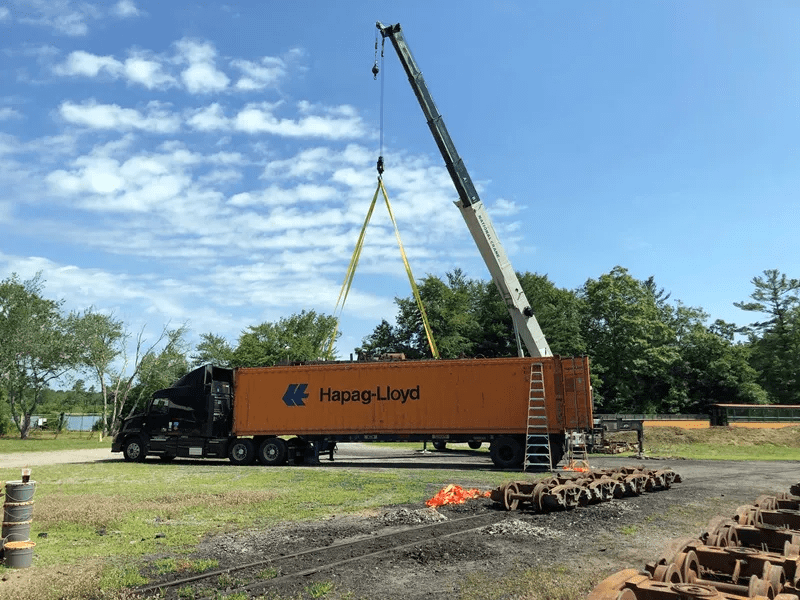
[1,267,797,438]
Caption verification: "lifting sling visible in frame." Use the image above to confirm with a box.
[327,177,439,359]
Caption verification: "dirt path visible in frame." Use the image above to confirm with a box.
[0,447,115,469]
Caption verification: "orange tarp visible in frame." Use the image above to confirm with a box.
[425,484,490,507]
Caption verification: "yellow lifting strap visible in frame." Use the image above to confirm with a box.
[327,178,440,359]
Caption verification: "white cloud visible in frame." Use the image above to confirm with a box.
[12,0,140,36]
[186,103,368,140]
[0,134,17,155]
[0,201,12,224]
[123,55,176,89]
[491,198,522,216]
[175,39,230,94]
[232,56,286,91]
[233,102,367,139]
[113,1,140,18]
[45,142,236,223]
[185,103,229,131]
[262,145,372,180]
[0,107,21,120]
[59,100,180,133]
[228,184,338,207]
[183,62,230,94]
[51,38,298,96]
[0,7,9,20]
[16,0,97,36]
[53,50,123,77]
[53,50,176,90]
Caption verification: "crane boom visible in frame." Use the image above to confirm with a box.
[376,21,552,358]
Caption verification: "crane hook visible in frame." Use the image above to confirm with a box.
[372,60,380,79]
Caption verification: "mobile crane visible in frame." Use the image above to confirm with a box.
[376,22,551,358]
[111,24,594,471]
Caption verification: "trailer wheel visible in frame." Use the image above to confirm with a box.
[468,441,482,450]
[229,439,256,465]
[432,441,447,450]
[123,437,147,462]
[490,436,523,469]
[257,437,288,466]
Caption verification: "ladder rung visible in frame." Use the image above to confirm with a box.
[525,363,552,472]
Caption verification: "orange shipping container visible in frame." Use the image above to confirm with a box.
[233,356,592,438]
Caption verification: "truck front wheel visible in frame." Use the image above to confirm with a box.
[489,436,523,469]
[123,437,147,462]
[257,437,287,466]
[229,439,256,466]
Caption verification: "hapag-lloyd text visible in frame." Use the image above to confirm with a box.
[320,385,420,405]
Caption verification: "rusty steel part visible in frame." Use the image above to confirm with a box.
[703,517,800,556]
[589,568,779,600]
[587,486,800,600]
[775,493,800,511]
[678,542,794,590]
[491,466,681,513]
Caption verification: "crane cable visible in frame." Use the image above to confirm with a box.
[326,38,439,359]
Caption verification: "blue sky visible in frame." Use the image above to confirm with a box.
[1,0,798,361]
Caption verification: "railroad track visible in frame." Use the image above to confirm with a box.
[133,511,506,600]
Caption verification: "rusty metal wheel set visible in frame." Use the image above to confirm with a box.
[588,483,800,600]
[490,467,682,513]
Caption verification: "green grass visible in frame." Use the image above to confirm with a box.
[0,430,110,453]
[0,458,514,600]
[608,425,800,461]
[461,564,601,600]
[306,581,334,598]
[153,557,219,575]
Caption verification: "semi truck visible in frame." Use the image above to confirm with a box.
[112,355,592,469]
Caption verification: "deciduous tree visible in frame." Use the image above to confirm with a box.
[71,309,124,436]
[735,269,800,403]
[101,323,188,434]
[0,273,80,438]
[191,333,234,368]
[233,310,338,367]
[581,267,679,413]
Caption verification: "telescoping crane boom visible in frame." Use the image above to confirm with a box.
[376,22,552,358]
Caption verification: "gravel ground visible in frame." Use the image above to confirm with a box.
[188,455,799,599]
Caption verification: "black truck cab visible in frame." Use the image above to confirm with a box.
[112,365,235,462]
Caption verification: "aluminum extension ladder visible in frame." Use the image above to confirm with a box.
[523,363,553,472]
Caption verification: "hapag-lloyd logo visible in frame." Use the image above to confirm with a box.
[321,385,420,405]
[282,383,309,406]
[281,383,420,406]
